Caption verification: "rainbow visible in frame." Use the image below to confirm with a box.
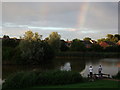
[77,2,90,29]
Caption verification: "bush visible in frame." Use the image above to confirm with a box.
[3,72,25,89]
[3,71,39,89]
[36,70,83,85]
[3,70,84,89]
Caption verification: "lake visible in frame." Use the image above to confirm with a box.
[2,57,120,80]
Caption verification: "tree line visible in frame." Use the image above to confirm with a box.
[2,30,120,65]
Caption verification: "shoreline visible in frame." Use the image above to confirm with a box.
[56,52,120,58]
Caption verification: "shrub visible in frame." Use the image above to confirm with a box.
[3,70,84,89]
[3,72,25,89]
[36,70,83,85]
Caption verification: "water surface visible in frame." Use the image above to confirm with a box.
[2,58,120,79]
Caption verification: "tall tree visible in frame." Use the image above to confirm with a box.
[19,31,54,64]
[106,34,113,40]
[48,32,61,51]
[23,30,42,41]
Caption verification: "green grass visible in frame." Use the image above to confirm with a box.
[31,80,119,88]
[3,80,119,90]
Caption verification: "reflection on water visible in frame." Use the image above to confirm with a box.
[2,58,120,79]
[60,62,71,71]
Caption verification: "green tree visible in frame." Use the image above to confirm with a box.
[106,34,118,42]
[19,31,54,64]
[44,37,49,42]
[19,40,54,64]
[23,30,42,41]
[97,38,106,43]
[70,39,85,51]
[48,32,61,51]
[32,32,42,41]
[83,37,91,41]
[106,34,113,40]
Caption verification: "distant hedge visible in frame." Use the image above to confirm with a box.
[3,70,84,89]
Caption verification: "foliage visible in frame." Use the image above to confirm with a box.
[3,71,38,89]
[2,32,120,64]
[23,30,42,41]
[2,38,20,48]
[3,70,84,89]
[36,70,83,85]
[2,47,14,61]
[12,46,23,64]
[91,44,103,52]
[106,34,119,42]
[47,32,61,51]
[70,39,86,51]
[114,34,120,40]
[83,37,91,41]
[19,40,54,64]
[2,38,20,61]
[97,38,106,43]
[106,34,114,40]
[104,45,120,52]
[60,40,69,51]
[97,34,120,43]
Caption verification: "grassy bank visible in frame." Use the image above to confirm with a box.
[2,70,120,89]
[56,52,120,58]
[30,80,119,88]
[8,80,119,90]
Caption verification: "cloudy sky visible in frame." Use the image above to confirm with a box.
[2,2,118,40]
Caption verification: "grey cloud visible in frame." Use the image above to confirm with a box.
[2,2,118,40]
